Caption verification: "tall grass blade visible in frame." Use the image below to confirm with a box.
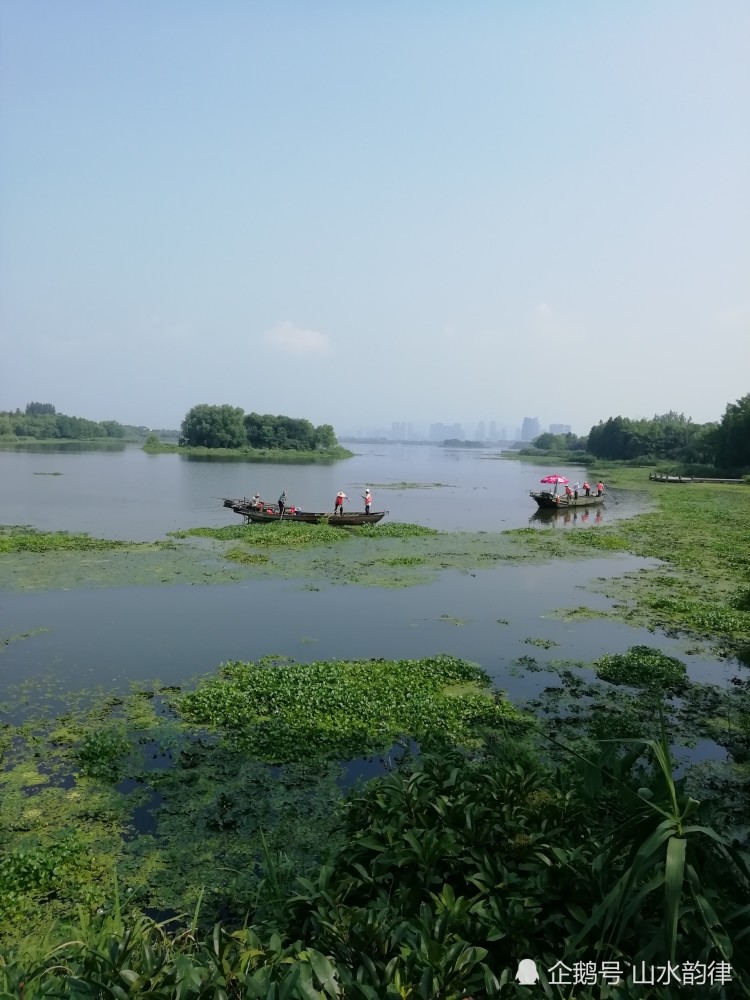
[663,835,686,960]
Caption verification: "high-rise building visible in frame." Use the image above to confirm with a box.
[521,417,540,441]
[475,421,486,441]
[549,423,571,435]
[430,422,465,441]
[489,421,497,441]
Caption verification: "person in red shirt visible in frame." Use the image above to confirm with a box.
[564,484,573,499]
[362,488,372,514]
[597,481,605,496]
[583,481,591,497]
[334,491,348,515]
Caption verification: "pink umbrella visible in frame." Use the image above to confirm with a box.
[540,474,569,495]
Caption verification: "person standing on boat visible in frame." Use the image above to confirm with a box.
[277,490,287,515]
[597,481,604,496]
[583,481,591,497]
[334,491,348,515]
[573,481,580,499]
[565,484,573,500]
[252,492,262,510]
[362,488,372,514]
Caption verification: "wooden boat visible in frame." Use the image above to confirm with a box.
[223,499,387,526]
[648,474,692,484]
[530,491,605,509]
[648,474,746,484]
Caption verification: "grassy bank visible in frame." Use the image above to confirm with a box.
[143,442,355,461]
[512,468,750,658]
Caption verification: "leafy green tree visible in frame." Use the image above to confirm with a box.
[532,432,565,451]
[243,414,337,451]
[99,420,125,438]
[314,424,337,450]
[715,393,750,470]
[180,404,246,448]
[25,402,56,415]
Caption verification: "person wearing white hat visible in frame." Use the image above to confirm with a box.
[334,490,348,515]
[362,488,372,514]
[252,492,262,510]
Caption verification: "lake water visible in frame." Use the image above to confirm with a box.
[0,443,643,540]
[0,443,723,709]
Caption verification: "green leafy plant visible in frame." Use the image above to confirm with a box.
[178,654,527,763]
[76,727,131,781]
[594,645,689,694]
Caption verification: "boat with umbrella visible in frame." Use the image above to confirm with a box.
[529,474,605,509]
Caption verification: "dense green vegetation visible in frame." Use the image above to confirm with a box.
[0,655,520,946]
[179,654,521,762]
[0,402,151,442]
[179,403,341,453]
[171,522,438,548]
[522,393,750,473]
[0,526,135,553]
[2,716,749,997]
[587,411,716,465]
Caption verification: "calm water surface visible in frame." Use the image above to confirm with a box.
[1,444,722,718]
[0,443,643,540]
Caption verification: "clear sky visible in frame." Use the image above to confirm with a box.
[1,2,748,435]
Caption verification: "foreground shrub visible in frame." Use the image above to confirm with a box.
[5,740,748,998]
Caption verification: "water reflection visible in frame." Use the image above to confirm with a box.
[529,506,606,528]
[181,452,337,465]
[0,440,127,453]
[0,443,647,541]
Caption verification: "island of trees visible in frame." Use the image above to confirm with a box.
[141,403,353,460]
[522,393,750,475]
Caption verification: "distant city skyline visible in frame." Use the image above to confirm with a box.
[339,416,576,441]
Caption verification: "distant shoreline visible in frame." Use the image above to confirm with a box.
[142,442,355,463]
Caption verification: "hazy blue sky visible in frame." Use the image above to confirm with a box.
[2,2,748,435]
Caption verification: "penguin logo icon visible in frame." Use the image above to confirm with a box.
[515,959,540,985]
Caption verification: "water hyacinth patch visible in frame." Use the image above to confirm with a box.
[593,645,689,694]
[178,654,528,763]
[0,525,137,553]
[170,522,347,548]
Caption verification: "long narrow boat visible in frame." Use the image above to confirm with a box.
[223,499,387,526]
[648,474,692,484]
[647,474,746,484]
[529,491,605,509]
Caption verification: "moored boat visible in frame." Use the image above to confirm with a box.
[648,474,692,484]
[530,491,605,509]
[222,499,387,526]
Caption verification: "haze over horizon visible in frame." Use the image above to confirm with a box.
[2,3,748,433]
